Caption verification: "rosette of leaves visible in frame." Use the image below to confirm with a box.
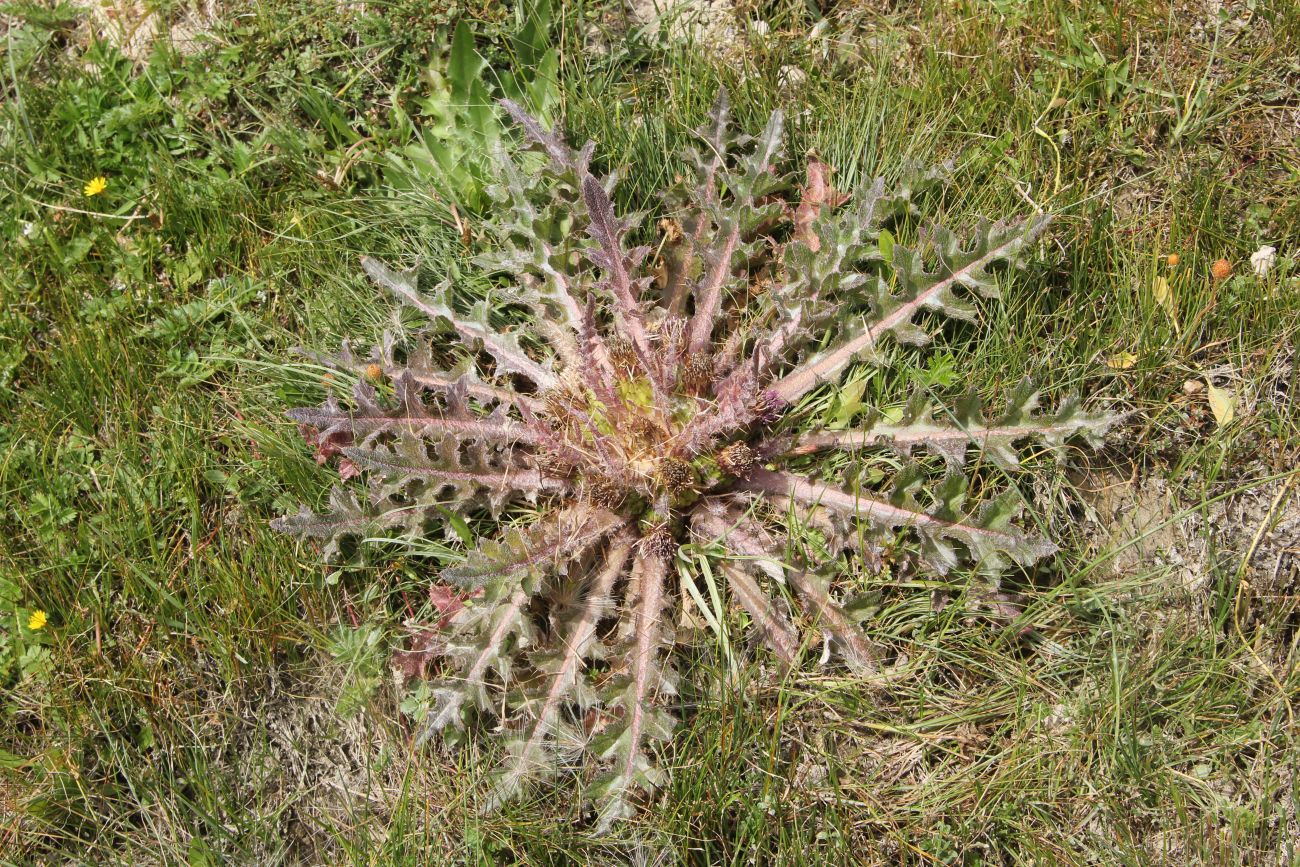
[274,91,1113,828]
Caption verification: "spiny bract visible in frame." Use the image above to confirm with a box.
[274,91,1113,828]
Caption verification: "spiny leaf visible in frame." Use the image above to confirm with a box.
[789,568,880,675]
[589,550,675,831]
[782,380,1114,468]
[288,372,546,449]
[693,508,800,668]
[500,98,592,175]
[442,506,624,589]
[416,586,532,740]
[298,339,539,412]
[271,487,428,561]
[684,108,786,354]
[484,532,634,808]
[581,176,660,387]
[738,468,1056,575]
[342,432,560,518]
[362,256,559,389]
[771,216,1051,403]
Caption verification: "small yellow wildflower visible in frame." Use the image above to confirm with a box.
[84,176,108,197]
[27,609,47,631]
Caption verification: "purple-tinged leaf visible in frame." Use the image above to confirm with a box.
[362,256,559,389]
[591,546,674,832]
[779,381,1114,469]
[486,531,635,806]
[441,506,625,589]
[736,468,1055,574]
[770,216,1051,403]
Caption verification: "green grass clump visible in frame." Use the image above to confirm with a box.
[1,0,1297,862]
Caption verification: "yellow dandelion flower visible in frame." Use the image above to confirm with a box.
[27,609,47,631]
[84,176,108,197]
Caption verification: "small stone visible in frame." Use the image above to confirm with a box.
[778,65,807,94]
[1183,379,1204,396]
[1250,245,1277,278]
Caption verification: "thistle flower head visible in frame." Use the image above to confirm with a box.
[716,441,757,478]
[637,522,678,561]
[655,457,696,494]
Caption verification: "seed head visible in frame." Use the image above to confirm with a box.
[586,477,626,509]
[681,353,714,393]
[627,415,663,443]
[541,388,573,422]
[365,363,384,381]
[606,338,640,379]
[654,316,687,352]
[638,523,677,561]
[716,442,756,478]
[534,451,574,480]
[657,457,695,493]
[658,217,683,243]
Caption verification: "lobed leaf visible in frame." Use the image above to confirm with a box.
[737,467,1056,576]
[779,380,1115,468]
[771,216,1051,403]
[271,486,428,561]
[589,549,675,831]
[362,256,559,389]
[485,531,635,807]
[441,505,624,589]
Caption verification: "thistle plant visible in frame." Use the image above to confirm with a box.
[275,92,1113,827]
